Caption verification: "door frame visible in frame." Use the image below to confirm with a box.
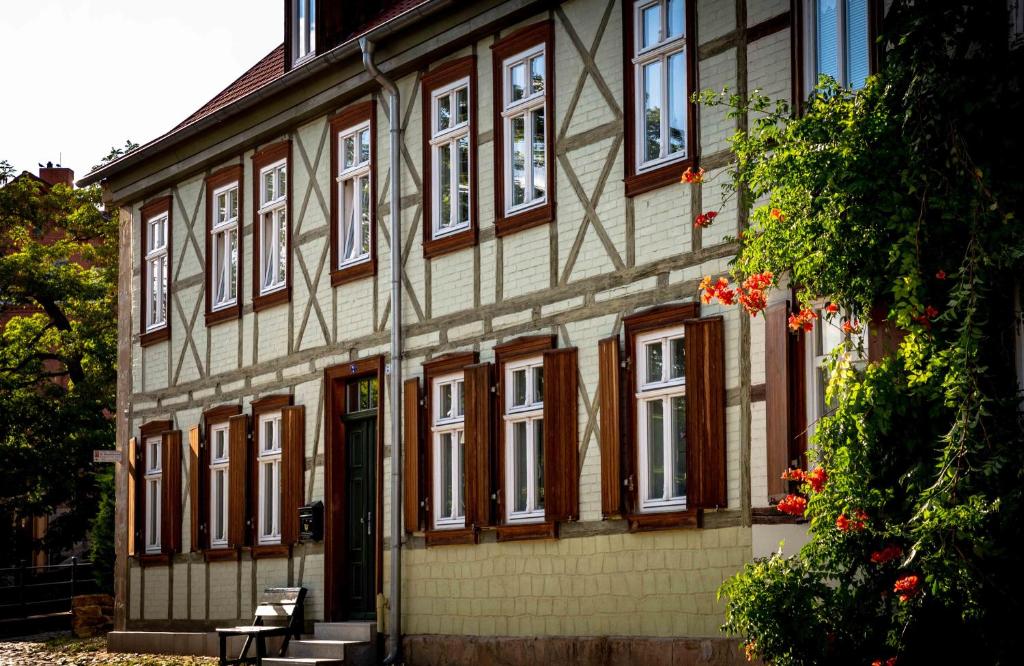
[323,356,385,622]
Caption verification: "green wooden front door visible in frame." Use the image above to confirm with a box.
[343,412,376,619]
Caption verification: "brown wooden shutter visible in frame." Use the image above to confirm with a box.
[684,316,727,509]
[227,414,249,547]
[543,348,579,522]
[281,405,306,545]
[188,425,206,551]
[161,430,183,554]
[765,301,792,499]
[403,377,423,533]
[127,437,139,557]
[464,362,494,528]
[598,337,624,518]
[868,304,903,363]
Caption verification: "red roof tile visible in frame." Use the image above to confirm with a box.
[173,44,286,131]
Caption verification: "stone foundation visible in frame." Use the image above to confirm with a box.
[402,635,750,666]
[71,593,114,638]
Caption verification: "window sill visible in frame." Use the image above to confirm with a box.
[495,202,554,237]
[203,547,239,562]
[205,303,241,327]
[496,521,557,542]
[424,527,477,547]
[330,257,375,287]
[626,509,699,533]
[625,157,693,198]
[423,227,476,259]
[253,286,291,313]
[751,507,808,525]
[250,544,291,559]
[140,326,170,347]
[137,553,172,567]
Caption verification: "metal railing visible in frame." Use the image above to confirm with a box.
[0,558,98,619]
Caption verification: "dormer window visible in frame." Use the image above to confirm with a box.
[293,0,316,64]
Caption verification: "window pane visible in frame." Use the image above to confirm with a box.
[816,0,839,82]
[229,188,238,220]
[457,136,470,225]
[532,108,546,201]
[457,431,465,517]
[228,229,237,301]
[647,400,665,500]
[359,129,371,164]
[534,419,544,510]
[277,209,287,285]
[510,62,525,102]
[262,213,275,287]
[455,86,469,125]
[457,380,465,417]
[342,179,355,261]
[438,93,451,131]
[359,175,371,255]
[440,433,452,519]
[263,462,273,535]
[643,61,662,162]
[278,166,287,195]
[845,0,869,89]
[160,257,168,323]
[670,338,685,380]
[667,51,687,155]
[530,55,544,93]
[439,143,452,228]
[368,377,378,408]
[645,341,663,384]
[671,396,686,498]
[214,470,225,540]
[263,170,274,203]
[439,383,452,420]
[667,0,685,38]
[642,3,661,48]
[512,369,527,407]
[533,366,544,404]
[513,421,527,513]
[344,136,355,169]
[511,114,526,207]
[217,192,227,224]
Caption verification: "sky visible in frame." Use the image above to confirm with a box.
[0,0,282,181]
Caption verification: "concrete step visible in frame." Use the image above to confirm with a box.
[288,639,357,659]
[313,621,376,642]
[262,659,343,666]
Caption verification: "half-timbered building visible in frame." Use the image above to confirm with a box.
[80,0,885,663]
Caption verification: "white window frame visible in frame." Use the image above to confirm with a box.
[632,0,689,172]
[336,121,372,268]
[804,305,868,436]
[503,357,545,523]
[258,159,288,295]
[501,43,548,215]
[208,423,230,549]
[257,412,282,545]
[429,77,472,239]
[144,213,168,331]
[144,436,162,554]
[801,0,871,93]
[431,372,466,530]
[211,182,239,311]
[293,0,316,64]
[635,326,687,512]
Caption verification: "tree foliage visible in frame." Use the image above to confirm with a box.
[699,1,1024,663]
[0,163,117,564]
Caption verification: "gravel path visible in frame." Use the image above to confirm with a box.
[0,632,217,666]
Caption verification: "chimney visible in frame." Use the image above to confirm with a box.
[39,161,74,188]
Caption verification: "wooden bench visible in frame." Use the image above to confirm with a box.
[215,586,306,666]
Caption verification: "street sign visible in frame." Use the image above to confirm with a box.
[93,449,122,463]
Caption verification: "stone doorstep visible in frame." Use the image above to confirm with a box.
[107,631,283,658]
[262,659,342,666]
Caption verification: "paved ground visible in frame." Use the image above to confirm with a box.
[0,632,217,666]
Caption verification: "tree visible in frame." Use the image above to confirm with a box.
[0,159,117,564]
[691,1,1024,663]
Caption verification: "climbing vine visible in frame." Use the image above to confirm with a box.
[688,1,1024,664]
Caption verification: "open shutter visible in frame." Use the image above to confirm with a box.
[598,337,624,518]
[281,405,306,545]
[188,425,206,551]
[464,362,494,528]
[161,430,183,554]
[543,348,579,522]
[403,378,422,533]
[127,437,139,557]
[228,414,249,547]
[765,301,792,499]
[684,316,727,509]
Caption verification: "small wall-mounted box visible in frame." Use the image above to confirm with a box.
[298,501,324,542]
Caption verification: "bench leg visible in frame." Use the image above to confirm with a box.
[219,634,227,666]
[257,635,267,664]
[238,634,254,665]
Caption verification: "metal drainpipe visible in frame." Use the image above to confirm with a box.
[360,37,404,666]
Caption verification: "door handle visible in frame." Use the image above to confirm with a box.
[367,511,372,535]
